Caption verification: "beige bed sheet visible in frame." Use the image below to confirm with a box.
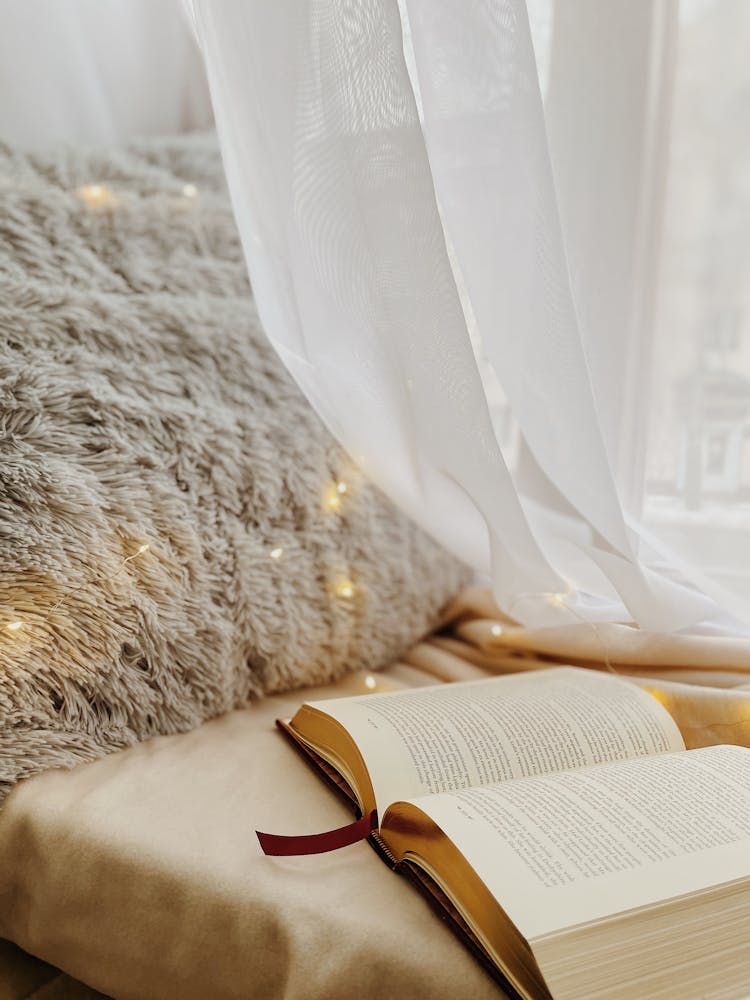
[0,665,502,1000]
[4,584,750,1000]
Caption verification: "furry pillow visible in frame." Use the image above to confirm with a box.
[0,133,468,805]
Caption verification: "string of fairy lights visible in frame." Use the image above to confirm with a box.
[2,542,150,637]
[2,477,358,640]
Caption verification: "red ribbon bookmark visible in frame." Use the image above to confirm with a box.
[256,810,378,856]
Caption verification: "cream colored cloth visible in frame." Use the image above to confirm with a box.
[447,586,750,677]
[439,586,750,749]
[0,667,501,1000]
[3,585,750,1000]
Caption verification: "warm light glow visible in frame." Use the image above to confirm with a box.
[364,674,377,690]
[546,591,569,607]
[3,536,161,644]
[644,687,667,706]
[336,579,355,599]
[269,547,284,560]
[77,183,113,208]
[490,624,504,637]
[325,487,342,510]
[182,183,198,198]
[336,481,348,495]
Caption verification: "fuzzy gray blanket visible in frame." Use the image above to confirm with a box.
[0,133,467,805]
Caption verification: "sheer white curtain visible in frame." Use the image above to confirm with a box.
[0,0,212,149]
[187,0,750,636]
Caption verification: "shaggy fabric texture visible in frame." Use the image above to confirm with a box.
[0,132,468,805]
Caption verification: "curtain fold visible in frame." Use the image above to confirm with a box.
[188,0,750,636]
[0,0,212,149]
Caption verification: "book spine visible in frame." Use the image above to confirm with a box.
[370,831,400,869]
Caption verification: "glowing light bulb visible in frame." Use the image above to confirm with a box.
[336,481,348,495]
[490,624,504,637]
[325,487,341,510]
[270,547,284,560]
[547,591,569,608]
[136,543,150,555]
[182,183,198,198]
[364,674,377,690]
[5,621,23,632]
[77,184,113,208]
[336,579,355,599]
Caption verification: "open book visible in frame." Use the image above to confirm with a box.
[281,667,750,1000]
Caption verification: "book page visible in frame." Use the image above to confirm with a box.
[306,667,684,813]
[405,744,750,940]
